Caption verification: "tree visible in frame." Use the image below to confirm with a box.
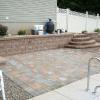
[57,0,100,14]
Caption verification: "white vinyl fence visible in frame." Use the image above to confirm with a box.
[57,8,100,33]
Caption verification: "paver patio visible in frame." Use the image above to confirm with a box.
[1,48,100,97]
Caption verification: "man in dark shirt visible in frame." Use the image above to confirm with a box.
[43,19,54,34]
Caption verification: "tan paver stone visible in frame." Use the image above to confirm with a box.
[0,56,7,65]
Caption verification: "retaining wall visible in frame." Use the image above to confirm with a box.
[0,34,73,56]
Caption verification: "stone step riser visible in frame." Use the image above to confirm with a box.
[65,44,100,49]
[74,35,88,38]
[69,40,96,45]
[74,33,99,38]
[71,37,91,42]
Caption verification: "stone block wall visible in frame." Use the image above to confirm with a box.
[0,34,73,56]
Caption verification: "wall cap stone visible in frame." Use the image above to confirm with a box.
[0,33,74,41]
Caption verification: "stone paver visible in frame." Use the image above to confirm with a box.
[0,56,7,65]
[1,48,100,97]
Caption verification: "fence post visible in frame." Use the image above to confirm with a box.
[57,7,60,29]
[85,11,88,31]
[66,8,70,32]
[96,13,99,29]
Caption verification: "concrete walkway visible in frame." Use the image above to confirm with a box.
[29,74,100,100]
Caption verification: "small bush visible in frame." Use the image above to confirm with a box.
[82,30,87,33]
[94,28,100,32]
[0,24,8,36]
[18,30,26,35]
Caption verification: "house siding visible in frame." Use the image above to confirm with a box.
[0,0,57,23]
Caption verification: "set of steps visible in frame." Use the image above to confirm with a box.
[65,33,100,49]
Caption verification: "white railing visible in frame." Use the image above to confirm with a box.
[86,57,100,94]
[0,70,6,100]
[57,8,100,32]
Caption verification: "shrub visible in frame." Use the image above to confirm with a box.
[82,30,87,33]
[0,24,8,36]
[18,30,26,35]
[94,28,100,32]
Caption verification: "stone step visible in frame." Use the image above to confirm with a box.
[84,32,99,36]
[65,43,100,49]
[74,33,99,38]
[71,37,92,42]
[73,34,89,38]
[69,40,96,45]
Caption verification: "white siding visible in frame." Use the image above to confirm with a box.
[0,0,57,23]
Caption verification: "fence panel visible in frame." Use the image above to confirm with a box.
[57,8,100,33]
[68,14,86,32]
